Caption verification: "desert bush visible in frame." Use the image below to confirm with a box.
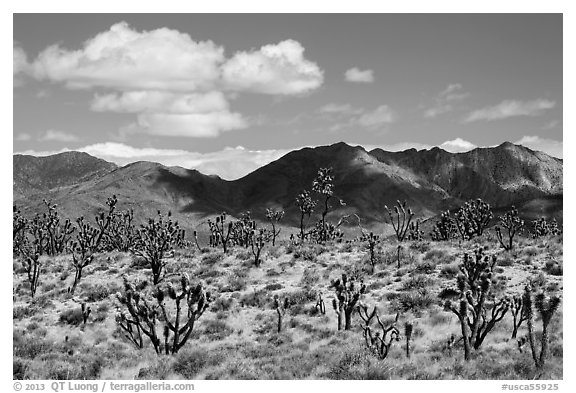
[439,263,460,279]
[543,260,562,276]
[59,308,85,326]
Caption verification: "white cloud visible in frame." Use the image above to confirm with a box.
[439,138,477,153]
[133,112,248,138]
[357,105,396,128]
[33,21,224,91]
[515,136,562,158]
[463,99,555,123]
[424,83,469,118]
[317,103,363,116]
[28,22,324,138]
[344,67,374,83]
[91,91,229,114]
[15,142,290,180]
[14,43,30,86]
[39,130,80,142]
[542,120,560,130]
[222,39,323,95]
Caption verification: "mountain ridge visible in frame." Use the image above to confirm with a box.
[13,141,563,232]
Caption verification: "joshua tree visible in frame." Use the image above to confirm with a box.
[69,196,117,294]
[130,211,185,285]
[41,200,75,256]
[384,200,415,242]
[273,295,290,333]
[443,247,510,360]
[495,206,524,250]
[331,273,366,330]
[454,199,493,240]
[208,213,234,253]
[532,218,561,239]
[312,167,346,243]
[266,208,285,246]
[250,227,271,267]
[431,210,458,241]
[359,231,380,273]
[510,294,528,339]
[357,305,400,360]
[523,284,561,369]
[295,190,317,242]
[406,220,423,241]
[116,274,211,355]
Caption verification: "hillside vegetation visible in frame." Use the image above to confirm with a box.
[13,168,563,380]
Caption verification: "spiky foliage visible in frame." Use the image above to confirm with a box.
[495,206,524,250]
[311,167,346,243]
[532,217,561,239]
[208,213,234,253]
[523,284,561,369]
[273,295,290,333]
[265,208,285,246]
[510,294,528,339]
[13,205,27,255]
[357,305,399,360]
[230,211,255,248]
[443,247,510,360]
[454,199,493,240]
[41,200,75,255]
[384,200,415,242]
[69,196,117,294]
[130,211,185,285]
[116,274,211,355]
[406,220,423,241]
[103,202,137,252]
[18,241,42,298]
[431,210,458,241]
[359,231,381,273]
[331,273,366,330]
[295,190,317,242]
[250,227,271,267]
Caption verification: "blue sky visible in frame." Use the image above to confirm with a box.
[13,14,563,179]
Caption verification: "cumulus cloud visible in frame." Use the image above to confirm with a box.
[317,103,363,116]
[424,83,469,118]
[515,136,562,158]
[28,22,324,138]
[39,130,80,142]
[33,22,224,91]
[222,39,323,95]
[463,99,555,123]
[15,133,32,142]
[357,105,396,128]
[91,91,229,114]
[132,111,248,138]
[14,43,30,86]
[344,67,374,83]
[15,143,291,180]
[439,137,477,153]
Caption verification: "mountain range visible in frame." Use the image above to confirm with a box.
[13,142,563,235]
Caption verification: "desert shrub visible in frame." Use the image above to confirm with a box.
[240,289,268,308]
[173,349,208,379]
[13,358,28,379]
[13,331,54,359]
[136,358,174,380]
[300,267,321,288]
[439,263,460,279]
[544,260,563,276]
[524,246,538,257]
[263,283,283,291]
[292,246,317,262]
[222,273,247,292]
[202,319,234,341]
[59,308,84,326]
[414,260,436,275]
[211,296,234,312]
[393,289,436,313]
[80,282,121,302]
[202,252,224,266]
[498,254,515,267]
[401,275,435,291]
[409,241,431,253]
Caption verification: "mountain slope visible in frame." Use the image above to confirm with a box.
[12,142,563,231]
[13,152,117,200]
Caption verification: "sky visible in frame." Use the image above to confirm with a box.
[13,14,563,179]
